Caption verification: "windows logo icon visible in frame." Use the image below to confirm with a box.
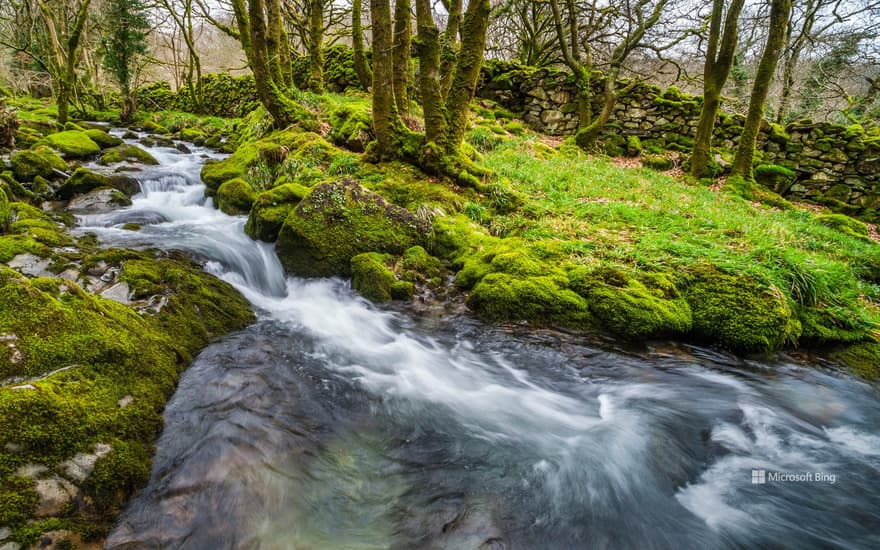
[752,469,766,484]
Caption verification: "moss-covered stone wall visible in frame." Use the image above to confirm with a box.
[477,60,880,221]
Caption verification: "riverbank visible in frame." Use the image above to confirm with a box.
[179,91,880,377]
[0,112,254,546]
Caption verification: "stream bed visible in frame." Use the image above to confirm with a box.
[75,135,880,549]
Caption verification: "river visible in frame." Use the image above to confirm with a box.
[74,134,880,549]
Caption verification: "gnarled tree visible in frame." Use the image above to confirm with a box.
[35,0,92,124]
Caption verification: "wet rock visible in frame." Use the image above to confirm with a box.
[34,476,78,516]
[118,395,134,408]
[0,527,10,541]
[66,188,132,213]
[7,253,51,277]
[175,142,192,154]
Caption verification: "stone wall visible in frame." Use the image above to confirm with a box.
[477,60,880,221]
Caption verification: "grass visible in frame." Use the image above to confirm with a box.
[480,137,880,330]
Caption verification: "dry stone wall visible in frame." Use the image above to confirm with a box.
[477,60,880,221]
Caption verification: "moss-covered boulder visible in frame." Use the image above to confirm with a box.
[84,128,124,149]
[245,182,311,242]
[569,267,693,339]
[276,178,433,277]
[0,187,9,229]
[56,168,139,200]
[466,272,593,327]
[350,252,414,302]
[679,265,801,353]
[755,164,797,194]
[830,341,880,380]
[99,144,158,166]
[41,130,101,158]
[9,148,66,181]
[329,102,373,152]
[216,178,256,215]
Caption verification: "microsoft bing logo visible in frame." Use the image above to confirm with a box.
[752,469,766,484]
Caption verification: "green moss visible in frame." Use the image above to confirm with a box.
[467,272,593,327]
[217,178,257,215]
[815,213,870,242]
[724,175,792,210]
[754,164,797,194]
[350,252,413,302]
[400,245,442,282]
[0,476,39,526]
[10,150,53,182]
[568,267,693,339]
[277,179,433,277]
[768,123,790,144]
[642,154,674,171]
[0,187,9,228]
[797,304,871,345]
[40,130,101,158]
[84,129,123,149]
[328,101,373,152]
[830,341,880,380]
[626,136,643,157]
[99,144,159,165]
[84,440,151,515]
[57,168,111,200]
[245,182,311,242]
[679,265,801,353]
[180,127,206,142]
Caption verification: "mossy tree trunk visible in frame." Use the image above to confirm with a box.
[731,0,793,178]
[307,0,325,92]
[690,0,747,178]
[392,0,412,114]
[36,0,93,125]
[352,0,372,89]
[231,0,311,128]
[439,0,462,98]
[369,0,405,158]
[415,0,446,146]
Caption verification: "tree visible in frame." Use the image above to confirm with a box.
[230,0,311,127]
[352,0,372,88]
[549,0,681,149]
[392,0,411,114]
[731,0,793,178]
[690,0,747,178]
[307,0,324,92]
[35,0,93,124]
[102,0,149,122]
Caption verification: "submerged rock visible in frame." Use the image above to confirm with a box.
[276,179,433,277]
[66,188,132,213]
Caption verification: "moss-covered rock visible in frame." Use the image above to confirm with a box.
[216,178,256,215]
[830,341,880,380]
[754,164,797,194]
[350,252,414,302]
[41,130,101,158]
[466,272,593,327]
[642,153,674,172]
[56,168,114,200]
[276,178,433,277]
[568,267,693,339]
[815,213,870,242]
[679,265,801,353]
[245,182,311,242]
[9,148,67,182]
[0,187,9,229]
[328,101,373,152]
[84,129,123,149]
[99,144,158,166]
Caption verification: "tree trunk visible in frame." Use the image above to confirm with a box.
[439,0,462,98]
[690,0,746,178]
[392,0,411,114]
[352,0,372,89]
[575,69,617,149]
[444,0,491,149]
[415,0,446,146]
[308,0,325,92]
[732,0,792,178]
[370,0,401,157]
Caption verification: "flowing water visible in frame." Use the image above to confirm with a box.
[75,135,880,549]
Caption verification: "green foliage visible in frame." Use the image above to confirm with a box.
[101,0,149,97]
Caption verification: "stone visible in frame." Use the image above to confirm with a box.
[59,443,111,483]
[100,282,132,305]
[66,188,132,213]
[15,463,48,478]
[118,395,135,408]
[34,476,78,516]
[0,542,21,550]
[525,87,548,101]
[0,527,11,541]
[7,253,51,277]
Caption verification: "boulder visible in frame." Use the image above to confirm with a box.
[276,179,433,277]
